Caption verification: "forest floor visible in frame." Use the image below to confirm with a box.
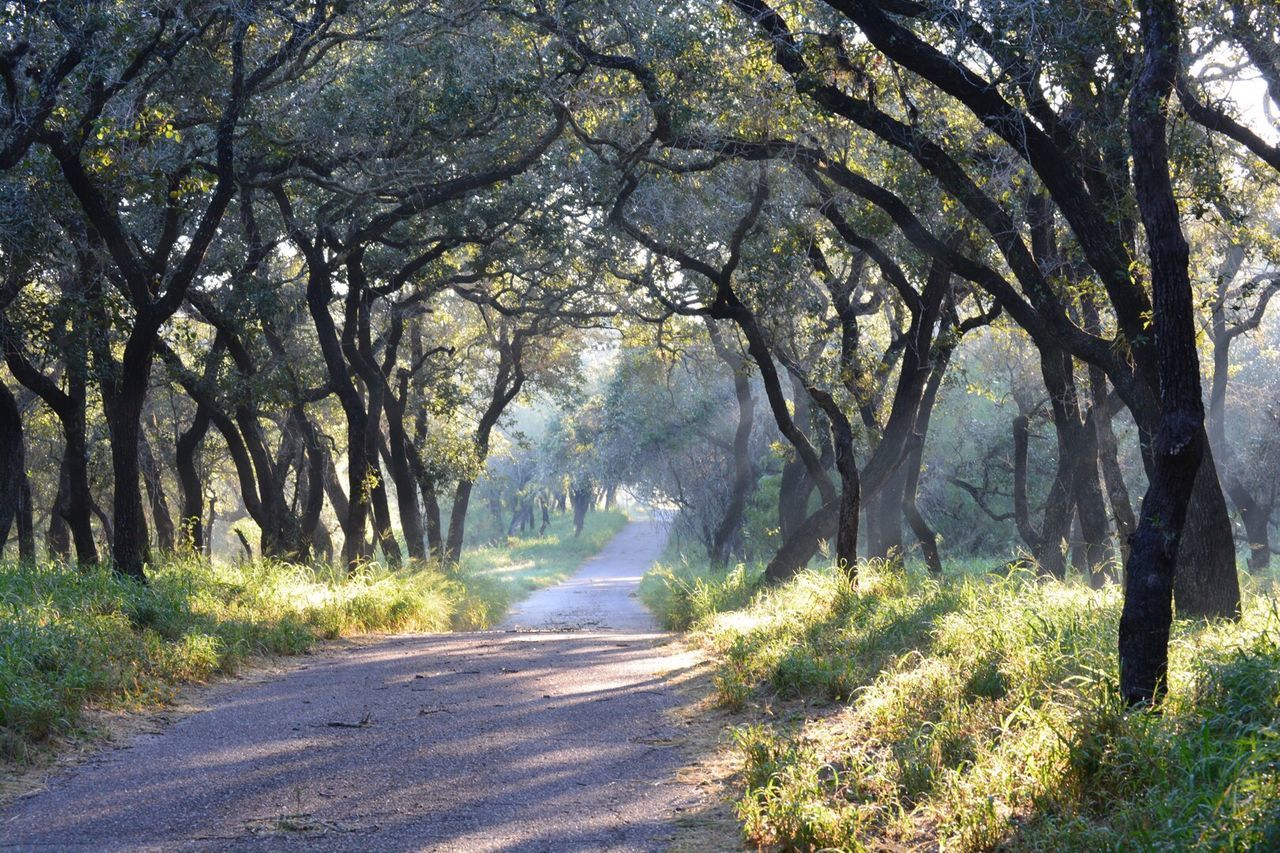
[0,520,735,852]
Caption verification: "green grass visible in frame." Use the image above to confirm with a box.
[0,509,627,764]
[643,555,1280,850]
[461,509,629,607]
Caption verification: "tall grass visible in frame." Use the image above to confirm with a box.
[644,556,1280,849]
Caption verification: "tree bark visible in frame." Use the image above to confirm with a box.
[140,431,176,553]
[571,486,593,537]
[100,331,156,580]
[176,403,212,554]
[1072,411,1114,586]
[47,456,73,561]
[706,321,757,566]
[1174,446,1242,618]
[0,384,21,557]
[1120,0,1210,705]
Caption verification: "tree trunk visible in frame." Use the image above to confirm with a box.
[421,477,444,558]
[829,412,861,576]
[1,384,36,561]
[1120,0,1207,705]
[48,456,73,561]
[901,332,954,574]
[1173,445,1241,618]
[140,432,176,554]
[384,392,426,561]
[707,320,757,566]
[764,499,838,582]
[1011,414,1042,551]
[571,486,593,538]
[1091,384,1136,566]
[571,487,591,537]
[102,336,155,581]
[445,480,474,564]
[1072,415,1114,586]
[204,495,217,559]
[176,403,211,554]
[16,475,35,562]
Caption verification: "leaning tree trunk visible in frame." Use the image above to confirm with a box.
[444,480,476,565]
[707,321,757,566]
[764,499,838,583]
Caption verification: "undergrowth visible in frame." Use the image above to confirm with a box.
[644,556,1280,850]
[0,510,627,764]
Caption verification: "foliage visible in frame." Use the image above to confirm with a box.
[648,558,1280,849]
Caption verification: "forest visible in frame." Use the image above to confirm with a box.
[2,0,1280,849]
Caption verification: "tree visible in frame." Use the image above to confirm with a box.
[1118,0,1205,705]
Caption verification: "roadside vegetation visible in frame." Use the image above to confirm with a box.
[645,556,1280,850]
[0,509,627,764]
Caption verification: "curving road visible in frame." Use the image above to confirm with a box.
[1,520,704,852]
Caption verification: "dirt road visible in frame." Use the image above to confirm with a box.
[1,520,707,851]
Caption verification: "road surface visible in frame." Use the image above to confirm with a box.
[1,520,705,852]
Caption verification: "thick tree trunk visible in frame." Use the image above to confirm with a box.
[102,337,155,581]
[1120,0,1208,705]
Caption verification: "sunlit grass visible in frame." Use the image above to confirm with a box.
[643,555,1280,849]
[462,510,628,597]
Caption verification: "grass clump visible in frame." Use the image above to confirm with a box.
[648,556,1280,850]
[0,556,466,762]
[638,556,764,631]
